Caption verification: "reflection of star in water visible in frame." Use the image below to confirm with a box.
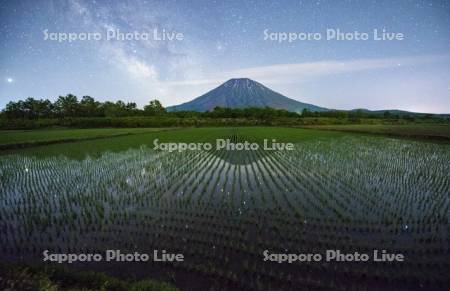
[6,78,13,83]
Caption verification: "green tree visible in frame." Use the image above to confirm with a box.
[80,96,101,117]
[54,94,80,117]
[4,100,26,118]
[125,102,139,116]
[3,98,53,119]
[102,101,119,117]
[144,100,166,116]
[301,108,311,117]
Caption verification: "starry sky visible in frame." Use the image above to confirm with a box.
[1,0,449,113]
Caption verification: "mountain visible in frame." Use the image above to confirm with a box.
[167,78,328,113]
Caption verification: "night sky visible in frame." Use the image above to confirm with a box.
[1,0,449,113]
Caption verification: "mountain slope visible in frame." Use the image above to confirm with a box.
[167,78,328,112]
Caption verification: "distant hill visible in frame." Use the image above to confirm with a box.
[167,78,328,113]
[350,108,449,118]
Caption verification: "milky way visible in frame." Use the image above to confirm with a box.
[0,0,449,113]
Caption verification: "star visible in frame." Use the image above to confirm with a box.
[6,77,13,83]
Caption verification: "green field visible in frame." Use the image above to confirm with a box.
[303,124,450,140]
[1,127,347,158]
[0,128,172,151]
[1,127,449,290]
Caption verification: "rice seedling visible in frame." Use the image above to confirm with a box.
[0,129,449,290]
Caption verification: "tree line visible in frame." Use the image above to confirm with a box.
[172,106,299,119]
[1,95,165,119]
[300,108,438,121]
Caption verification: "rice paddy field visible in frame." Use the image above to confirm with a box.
[0,127,449,290]
[303,123,450,140]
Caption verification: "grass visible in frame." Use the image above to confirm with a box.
[0,127,347,159]
[303,123,450,140]
[0,128,167,144]
[0,261,178,291]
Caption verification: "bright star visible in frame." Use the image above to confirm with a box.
[6,78,13,83]
[216,41,226,52]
